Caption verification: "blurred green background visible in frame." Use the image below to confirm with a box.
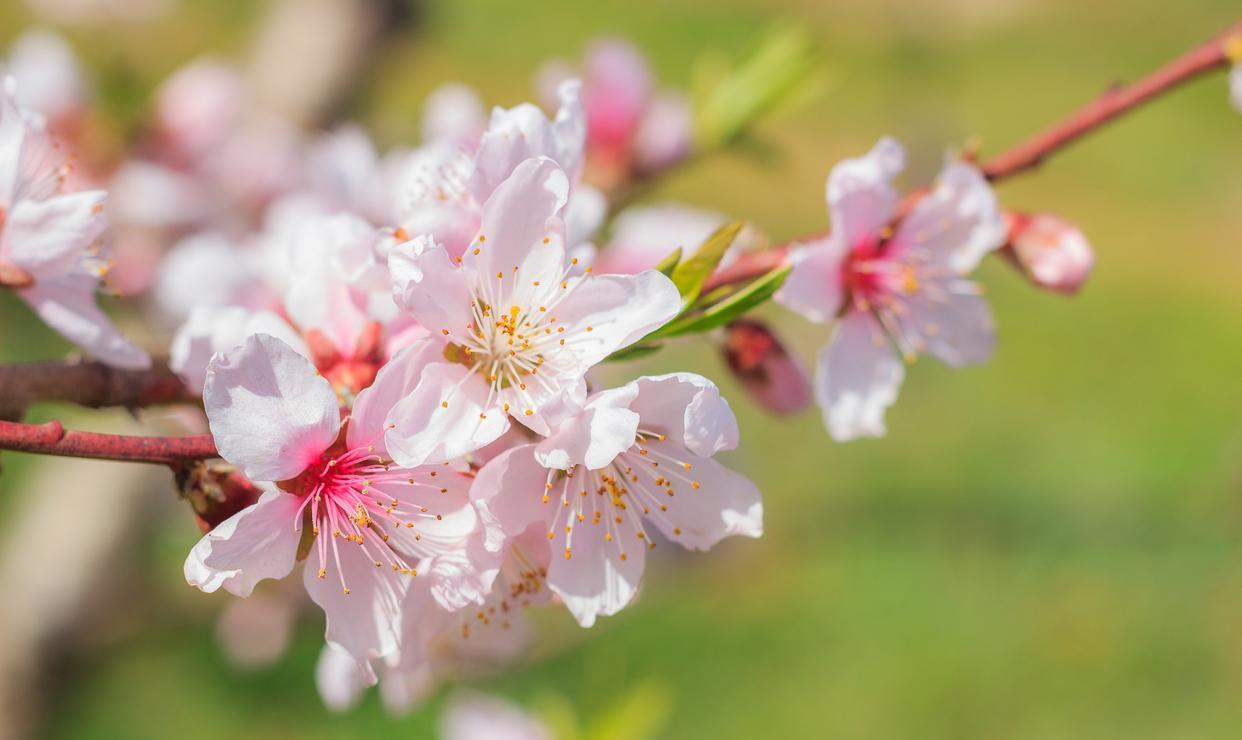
[3,0,1242,738]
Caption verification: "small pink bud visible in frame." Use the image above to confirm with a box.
[1004,212,1095,295]
[723,319,812,415]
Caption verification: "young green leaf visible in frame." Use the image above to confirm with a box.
[654,246,682,277]
[659,264,791,337]
[669,221,743,305]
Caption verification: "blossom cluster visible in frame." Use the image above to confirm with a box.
[13,22,1238,718]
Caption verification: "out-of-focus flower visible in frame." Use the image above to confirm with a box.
[154,58,247,166]
[539,39,692,187]
[1227,34,1242,112]
[776,137,1005,441]
[186,333,497,661]
[2,30,85,133]
[422,83,486,151]
[216,590,297,670]
[596,203,731,274]
[1003,211,1094,294]
[384,158,681,466]
[440,691,553,740]
[0,80,150,369]
[473,373,762,626]
[723,319,812,415]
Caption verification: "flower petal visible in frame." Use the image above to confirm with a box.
[184,488,303,597]
[827,137,904,247]
[388,235,474,337]
[547,515,646,628]
[383,360,510,467]
[627,372,739,456]
[204,333,341,482]
[347,338,442,451]
[644,447,763,551]
[303,537,408,661]
[315,643,377,713]
[17,273,151,369]
[774,236,847,324]
[1,191,106,279]
[470,444,551,553]
[815,312,906,441]
[534,385,640,470]
[550,270,681,366]
[911,290,996,368]
[896,160,1004,274]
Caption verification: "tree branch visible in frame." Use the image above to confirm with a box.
[0,421,216,467]
[0,359,197,422]
[702,20,1241,292]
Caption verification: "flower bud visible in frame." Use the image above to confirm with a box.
[1004,212,1094,295]
[176,461,262,533]
[723,319,811,415]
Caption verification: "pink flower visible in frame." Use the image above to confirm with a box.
[440,691,552,740]
[1004,211,1094,294]
[0,79,150,369]
[472,373,762,627]
[775,138,1005,441]
[186,333,497,660]
[384,157,680,466]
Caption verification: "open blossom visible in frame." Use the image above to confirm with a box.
[317,528,549,714]
[186,333,496,660]
[775,137,1005,441]
[384,157,680,467]
[0,79,150,369]
[1004,211,1094,294]
[472,373,763,627]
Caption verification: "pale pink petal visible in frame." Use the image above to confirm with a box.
[153,232,260,322]
[598,203,726,274]
[632,91,693,172]
[216,591,296,669]
[282,212,376,335]
[383,361,510,468]
[549,270,681,366]
[303,535,408,660]
[422,82,486,150]
[627,372,739,457]
[17,274,151,369]
[1006,212,1094,294]
[775,236,847,325]
[827,137,904,247]
[547,515,645,628]
[468,157,569,288]
[6,30,84,123]
[388,236,474,336]
[376,660,436,715]
[346,338,442,450]
[643,447,762,551]
[315,643,377,713]
[203,333,341,482]
[582,39,652,153]
[1,191,104,279]
[441,691,552,740]
[1232,63,1242,113]
[0,82,26,204]
[534,385,640,470]
[910,290,996,368]
[895,159,1004,273]
[170,306,305,395]
[470,80,584,203]
[815,312,905,441]
[564,183,605,247]
[469,444,550,553]
[184,488,303,597]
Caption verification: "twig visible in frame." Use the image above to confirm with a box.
[702,20,1242,292]
[0,421,216,467]
[0,359,197,421]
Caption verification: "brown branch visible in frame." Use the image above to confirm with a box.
[981,20,1242,180]
[0,421,216,467]
[703,20,1242,292]
[0,359,197,422]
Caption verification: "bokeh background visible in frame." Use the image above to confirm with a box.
[3,0,1242,738]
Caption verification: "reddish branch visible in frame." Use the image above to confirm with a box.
[703,20,1242,292]
[0,359,197,421]
[1,20,1240,467]
[0,420,216,466]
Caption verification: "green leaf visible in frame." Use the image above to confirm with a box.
[669,221,743,305]
[658,264,791,337]
[654,246,682,277]
[603,343,663,363]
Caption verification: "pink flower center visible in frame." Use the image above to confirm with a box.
[283,439,447,595]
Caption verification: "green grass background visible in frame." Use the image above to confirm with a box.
[4,0,1242,737]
